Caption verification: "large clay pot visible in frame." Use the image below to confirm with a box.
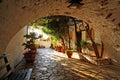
[31,48,37,54]
[56,46,62,52]
[66,50,73,58]
[61,47,65,53]
[24,51,36,63]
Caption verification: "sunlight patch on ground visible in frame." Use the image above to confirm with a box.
[53,50,80,59]
[72,52,80,59]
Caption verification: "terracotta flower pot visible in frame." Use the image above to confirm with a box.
[61,48,65,53]
[66,50,73,58]
[24,52,36,63]
[56,46,62,52]
[31,48,37,54]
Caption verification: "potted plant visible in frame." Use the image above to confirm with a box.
[80,40,90,53]
[56,46,62,52]
[66,49,73,58]
[22,32,41,63]
[23,32,37,52]
[61,46,65,53]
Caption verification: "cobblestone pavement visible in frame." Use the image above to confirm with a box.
[18,48,120,80]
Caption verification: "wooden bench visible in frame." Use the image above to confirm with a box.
[0,54,32,80]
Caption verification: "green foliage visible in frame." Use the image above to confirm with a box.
[29,16,72,47]
[51,36,61,47]
[29,17,50,29]
[72,44,77,51]
[75,40,90,49]
[41,20,63,38]
[22,32,42,49]
[22,33,36,49]
[80,40,89,48]
[41,17,69,47]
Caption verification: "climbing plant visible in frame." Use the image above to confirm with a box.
[37,16,73,48]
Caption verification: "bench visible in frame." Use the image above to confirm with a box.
[0,54,32,80]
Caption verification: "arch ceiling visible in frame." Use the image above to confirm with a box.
[0,0,120,62]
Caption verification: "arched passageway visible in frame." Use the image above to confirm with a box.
[0,0,120,68]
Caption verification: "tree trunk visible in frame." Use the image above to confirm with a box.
[68,25,71,49]
[100,41,104,58]
[85,24,100,59]
[72,18,82,53]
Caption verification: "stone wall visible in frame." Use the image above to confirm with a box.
[0,0,120,65]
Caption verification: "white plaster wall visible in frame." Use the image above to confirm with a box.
[5,27,26,69]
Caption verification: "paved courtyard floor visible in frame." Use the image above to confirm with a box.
[18,48,120,80]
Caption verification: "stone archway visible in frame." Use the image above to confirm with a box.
[0,0,120,66]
